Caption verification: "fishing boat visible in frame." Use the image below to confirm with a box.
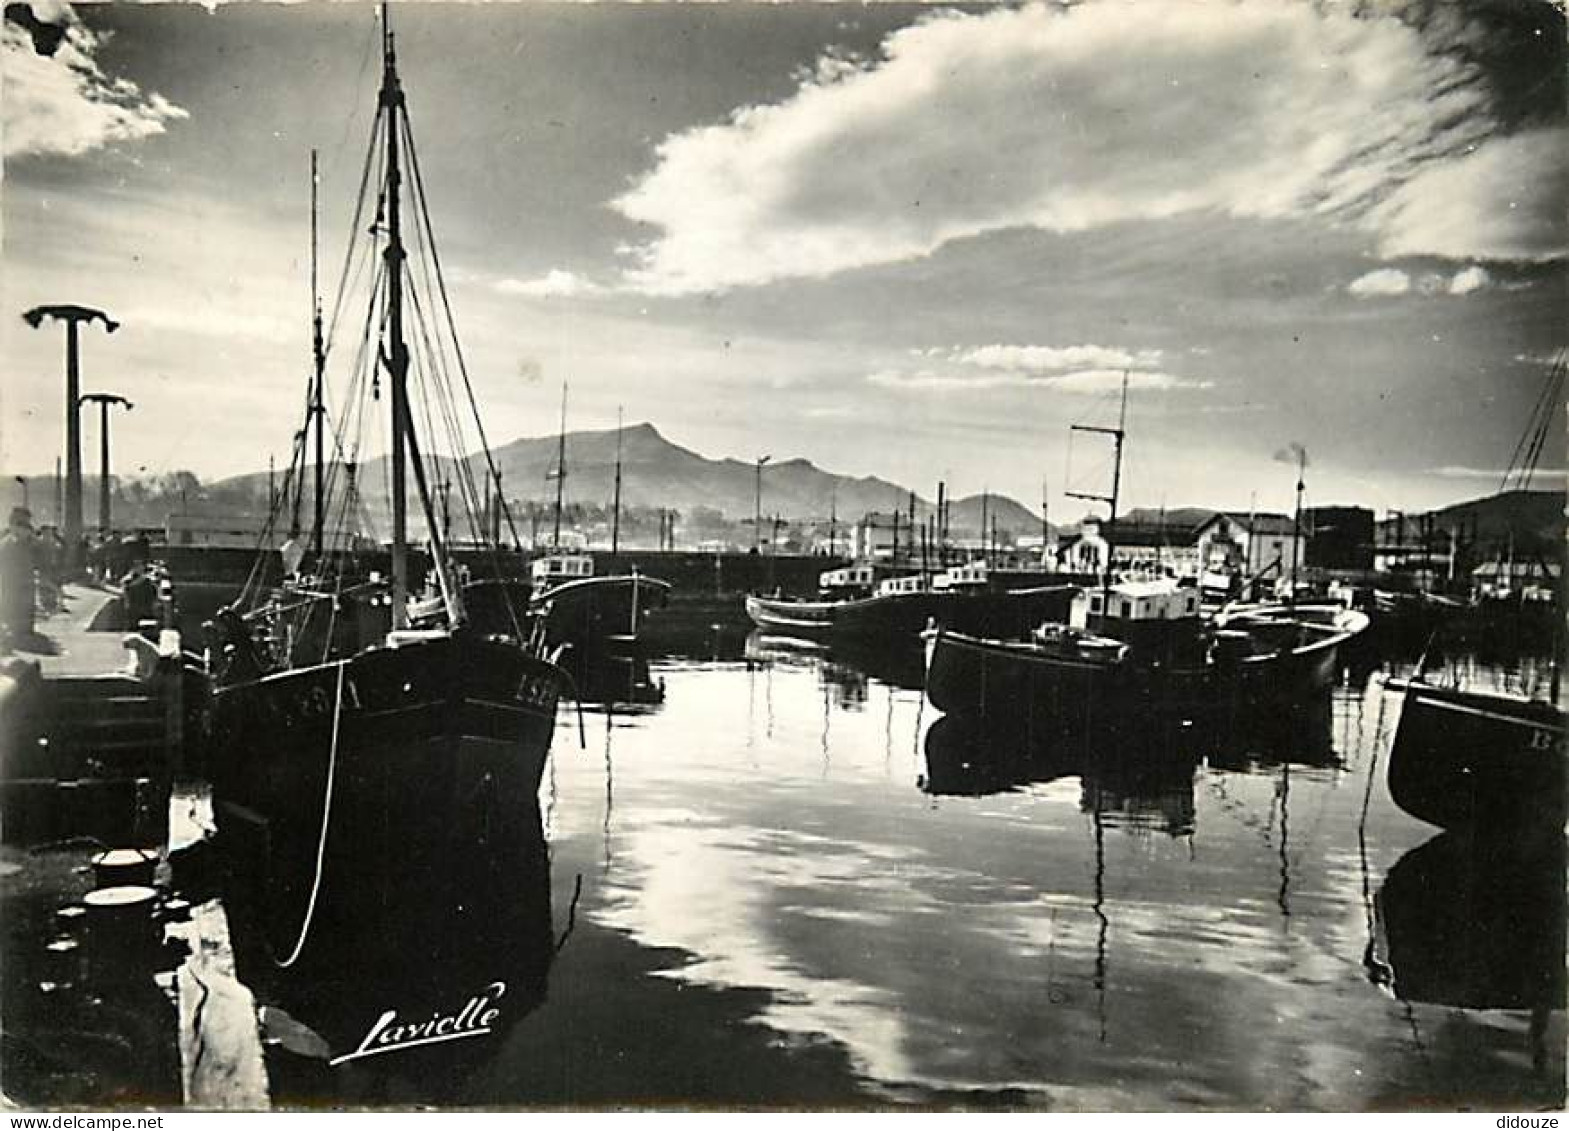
[528,389,672,653]
[922,375,1367,726]
[529,552,671,653]
[207,9,567,974]
[1384,678,1564,837]
[1383,350,1566,842]
[744,559,1075,643]
[922,580,1367,725]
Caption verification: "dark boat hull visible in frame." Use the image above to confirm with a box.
[532,574,671,653]
[744,586,1076,643]
[1386,679,1566,839]
[923,612,1361,729]
[210,632,563,974]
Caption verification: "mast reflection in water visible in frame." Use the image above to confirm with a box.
[215,641,1562,1108]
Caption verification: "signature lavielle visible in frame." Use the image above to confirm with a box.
[329,980,510,1066]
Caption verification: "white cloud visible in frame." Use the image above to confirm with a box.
[957,344,1163,373]
[1347,268,1412,298]
[1435,465,1567,481]
[1370,129,1569,264]
[1447,265,1491,296]
[868,366,1207,394]
[1348,263,1498,299]
[2,12,187,158]
[1051,369,1211,394]
[615,0,1517,293]
[493,269,606,299]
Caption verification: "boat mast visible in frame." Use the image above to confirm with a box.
[380,9,411,628]
[1067,369,1128,600]
[552,381,567,550]
[310,149,326,563]
[1290,445,1306,603]
[611,405,623,558]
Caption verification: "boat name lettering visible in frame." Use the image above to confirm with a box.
[329,980,508,1066]
[515,673,555,708]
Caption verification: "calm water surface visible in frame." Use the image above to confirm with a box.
[259,638,1564,1110]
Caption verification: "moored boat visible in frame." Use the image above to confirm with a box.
[1384,677,1565,838]
[923,581,1368,727]
[208,8,567,974]
[530,552,672,653]
[745,560,1075,644]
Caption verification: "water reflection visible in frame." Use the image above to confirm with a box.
[561,647,667,713]
[226,803,555,1105]
[1373,832,1565,1014]
[744,631,926,693]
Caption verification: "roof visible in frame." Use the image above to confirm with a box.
[1195,511,1298,536]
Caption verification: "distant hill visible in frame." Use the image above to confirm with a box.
[199,422,1046,535]
[1379,487,1565,556]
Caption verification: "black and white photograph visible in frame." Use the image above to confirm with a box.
[0,0,1564,1113]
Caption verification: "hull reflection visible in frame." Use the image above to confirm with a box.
[922,713,1202,834]
[225,798,555,1105]
[744,631,927,693]
[1375,831,1564,1013]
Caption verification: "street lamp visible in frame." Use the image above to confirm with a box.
[78,393,132,536]
[22,304,119,570]
[754,454,771,552]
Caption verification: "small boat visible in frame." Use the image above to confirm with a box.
[528,388,672,653]
[1384,677,1565,838]
[208,8,567,974]
[529,552,671,653]
[744,560,1075,644]
[923,580,1368,727]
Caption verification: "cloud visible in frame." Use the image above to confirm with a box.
[1447,265,1491,296]
[956,344,1163,373]
[868,367,1208,394]
[1347,269,1412,297]
[1347,263,1499,298]
[494,269,607,299]
[614,0,1523,293]
[1435,465,1567,481]
[1369,129,1569,264]
[3,10,187,158]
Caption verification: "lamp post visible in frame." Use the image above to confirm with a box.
[753,454,771,552]
[78,393,132,536]
[22,304,119,571]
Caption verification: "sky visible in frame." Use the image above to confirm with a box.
[2,0,1565,522]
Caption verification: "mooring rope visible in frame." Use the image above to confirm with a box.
[275,662,347,969]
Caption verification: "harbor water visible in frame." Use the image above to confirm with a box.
[238,634,1563,1110]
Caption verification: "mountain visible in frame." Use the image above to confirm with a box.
[202,422,1046,534]
[1379,488,1565,556]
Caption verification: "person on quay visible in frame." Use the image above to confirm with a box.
[0,507,38,647]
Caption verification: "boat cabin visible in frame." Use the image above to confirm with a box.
[875,574,930,598]
[932,562,988,591]
[820,563,876,592]
[532,554,595,586]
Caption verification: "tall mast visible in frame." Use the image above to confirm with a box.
[1041,475,1049,565]
[310,149,326,562]
[381,7,411,628]
[552,382,567,550]
[611,405,623,558]
[1067,369,1128,597]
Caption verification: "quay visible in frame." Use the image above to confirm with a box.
[1,585,268,1110]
